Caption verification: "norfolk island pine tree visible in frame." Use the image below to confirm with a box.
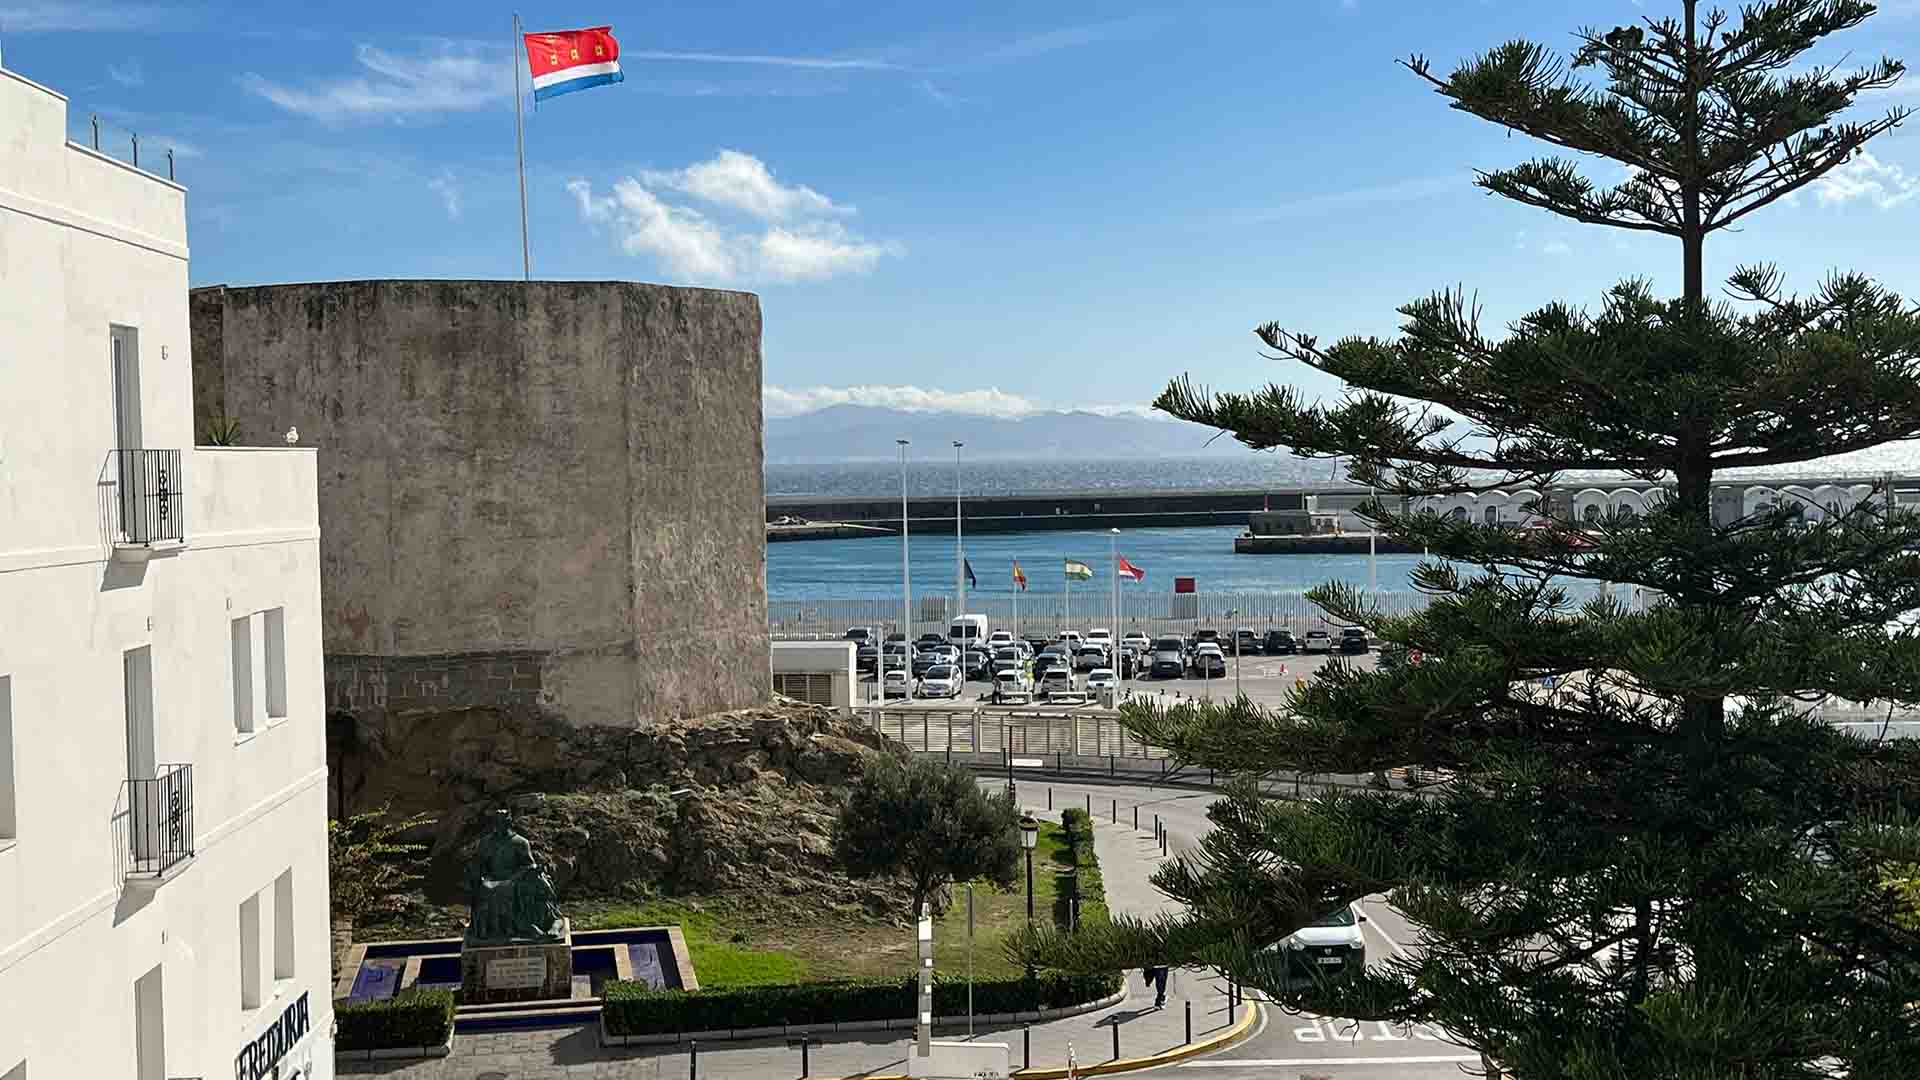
[1013,3,1920,1076]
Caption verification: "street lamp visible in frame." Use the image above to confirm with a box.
[1019,812,1040,979]
[898,439,912,644]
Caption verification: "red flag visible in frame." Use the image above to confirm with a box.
[1116,556,1145,582]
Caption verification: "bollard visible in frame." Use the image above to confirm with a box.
[1049,787,1053,811]
[1111,798,1117,823]
[1162,830,1167,856]
[690,1038,699,1080]
[1023,1024,1032,1069]
[1185,999,1193,1043]
[1133,805,1138,831]
[1112,1018,1120,1061]
[1085,792,1091,815]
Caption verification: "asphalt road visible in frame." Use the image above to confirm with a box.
[992,776,1487,1080]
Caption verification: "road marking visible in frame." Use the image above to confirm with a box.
[1180,1054,1481,1067]
[1360,903,1410,960]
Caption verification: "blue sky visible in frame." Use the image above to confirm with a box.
[6,1,1920,418]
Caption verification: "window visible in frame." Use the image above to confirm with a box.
[133,964,165,1080]
[1584,503,1602,524]
[773,673,834,706]
[0,676,14,842]
[231,616,254,734]
[272,870,295,981]
[1484,505,1499,526]
[264,608,287,720]
[239,892,262,1009]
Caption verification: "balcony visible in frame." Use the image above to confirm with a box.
[109,449,187,554]
[123,763,195,885]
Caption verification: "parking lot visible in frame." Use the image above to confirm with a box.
[859,647,1378,711]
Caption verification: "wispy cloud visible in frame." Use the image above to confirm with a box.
[570,150,898,284]
[1226,174,1466,226]
[916,80,964,108]
[627,49,899,71]
[241,43,506,121]
[765,385,1040,418]
[0,3,164,32]
[106,58,144,86]
[1813,151,1918,209]
[972,15,1171,64]
[427,170,460,220]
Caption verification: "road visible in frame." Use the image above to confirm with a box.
[995,776,1487,1079]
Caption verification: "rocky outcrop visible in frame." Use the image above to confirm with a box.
[335,702,903,913]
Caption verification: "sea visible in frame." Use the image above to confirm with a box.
[764,452,1920,602]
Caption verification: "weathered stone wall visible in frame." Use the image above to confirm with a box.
[191,280,769,730]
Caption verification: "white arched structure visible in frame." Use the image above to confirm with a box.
[1574,488,1610,524]
[1507,488,1544,525]
[1812,483,1851,519]
[1610,488,1647,520]
[1782,484,1821,522]
[1744,485,1781,517]
[1480,490,1510,527]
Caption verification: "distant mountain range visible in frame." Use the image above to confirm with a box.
[764,405,1260,463]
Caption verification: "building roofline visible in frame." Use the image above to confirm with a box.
[0,66,68,102]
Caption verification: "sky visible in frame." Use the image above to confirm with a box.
[6,0,1920,420]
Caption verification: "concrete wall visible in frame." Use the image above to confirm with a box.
[190,279,769,729]
[1,65,333,1080]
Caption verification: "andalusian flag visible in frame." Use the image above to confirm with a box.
[1064,559,1094,581]
[1012,561,1028,591]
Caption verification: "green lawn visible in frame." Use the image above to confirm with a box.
[569,822,1090,989]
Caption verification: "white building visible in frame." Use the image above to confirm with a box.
[771,640,857,714]
[0,66,334,1080]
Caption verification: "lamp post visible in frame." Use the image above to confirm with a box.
[898,439,912,643]
[1019,813,1040,979]
[1109,529,1120,683]
[1226,608,1241,698]
[954,441,965,633]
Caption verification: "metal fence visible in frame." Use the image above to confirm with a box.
[125,763,194,879]
[861,704,1170,758]
[112,448,185,544]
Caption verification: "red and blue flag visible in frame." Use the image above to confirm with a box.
[523,26,623,102]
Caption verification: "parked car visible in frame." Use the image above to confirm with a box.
[962,649,994,680]
[1190,628,1222,652]
[1122,631,1151,652]
[1233,628,1262,656]
[1303,630,1332,654]
[1270,903,1367,979]
[988,629,1015,648]
[1149,637,1187,678]
[1264,629,1298,655]
[992,668,1030,703]
[1037,667,1075,700]
[1074,643,1108,672]
[885,631,908,645]
[882,668,913,698]
[917,633,948,650]
[1086,628,1113,648]
[1023,636,1052,655]
[844,626,876,645]
[1339,627,1370,654]
[1191,644,1227,677]
[883,644,914,670]
[1060,630,1084,647]
[856,644,880,675]
[917,664,962,698]
[1117,647,1139,679]
[912,647,949,678]
[1086,668,1118,692]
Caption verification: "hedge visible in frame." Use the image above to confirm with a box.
[1060,808,1109,926]
[335,987,456,1051]
[603,971,1122,1037]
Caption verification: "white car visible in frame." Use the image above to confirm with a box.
[1086,668,1118,692]
[1121,631,1151,652]
[1303,630,1333,654]
[916,664,961,699]
[1271,902,1367,978]
[882,669,913,698]
[991,668,1030,702]
[1037,667,1075,699]
[1060,630,1084,647]
[988,630,1015,648]
[1086,628,1113,647]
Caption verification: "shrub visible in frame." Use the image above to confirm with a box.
[1059,808,1108,926]
[335,988,456,1051]
[602,971,1122,1036]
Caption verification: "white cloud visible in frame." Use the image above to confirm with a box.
[106,59,144,87]
[1813,152,1918,210]
[1541,239,1572,255]
[974,15,1170,64]
[765,385,1041,418]
[241,43,506,121]
[627,50,899,71]
[640,149,845,222]
[570,150,897,284]
[427,170,460,220]
[0,3,162,31]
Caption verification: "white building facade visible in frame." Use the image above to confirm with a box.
[0,67,334,1080]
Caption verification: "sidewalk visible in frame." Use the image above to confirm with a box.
[339,818,1251,1079]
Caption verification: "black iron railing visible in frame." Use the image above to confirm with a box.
[113,449,185,543]
[127,764,194,878]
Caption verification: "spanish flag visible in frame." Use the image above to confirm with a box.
[1012,561,1028,591]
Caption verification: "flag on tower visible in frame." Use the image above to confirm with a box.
[1117,556,1145,582]
[1012,561,1028,591]
[522,26,624,102]
[964,558,978,589]
[1064,559,1094,581]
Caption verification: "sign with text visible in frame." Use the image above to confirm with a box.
[235,990,310,1080]
[487,955,549,989]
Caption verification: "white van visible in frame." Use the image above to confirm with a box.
[949,614,991,646]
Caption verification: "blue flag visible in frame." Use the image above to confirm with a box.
[963,558,978,589]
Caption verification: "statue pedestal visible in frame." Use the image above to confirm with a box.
[460,921,574,1004]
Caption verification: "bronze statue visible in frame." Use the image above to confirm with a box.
[463,810,566,945]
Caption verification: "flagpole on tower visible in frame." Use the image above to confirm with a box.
[512,14,531,281]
